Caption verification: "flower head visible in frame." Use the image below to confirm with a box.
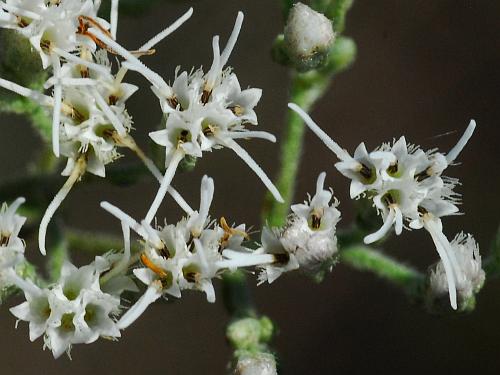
[429,232,485,304]
[288,103,477,310]
[258,173,341,283]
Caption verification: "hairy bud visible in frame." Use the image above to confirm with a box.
[284,3,335,71]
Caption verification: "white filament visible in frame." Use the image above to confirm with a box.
[50,54,62,157]
[364,208,396,244]
[288,103,351,160]
[90,28,170,94]
[220,12,244,68]
[139,7,194,51]
[425,219,458,310]
[145,151,184,224]
[227,131,276,143]
[110,0,119,39]
[116,283,162,330]
[38,161,84,255]
[91,87,126,135]
[221,137,284,203]
[446,119,476,164]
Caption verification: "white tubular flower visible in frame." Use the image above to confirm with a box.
[285,172,341,273]
[284,2,335,71]
[430,232,485,304]
[0,198,26,288]
[256,227,300,285]
[10,259,122,358]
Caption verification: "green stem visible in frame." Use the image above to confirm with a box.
[263,72,333,227]
[483,225,500,278]
[222,272,276,372]
[222,270,256,318]
[340,245,426,298]
[47,221,69,282]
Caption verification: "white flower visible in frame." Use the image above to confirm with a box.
[10,259,122,358]
[430,232,485,302]
[256,226,300,284]
[0,197,26,288]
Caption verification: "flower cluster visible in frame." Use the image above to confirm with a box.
[0,1,194,255]
[10,253,137,358]
[101,175,283,329]
[256,172,341,283]
[0,1,296,357]
[289,103,482,310]
[0,0,484,363]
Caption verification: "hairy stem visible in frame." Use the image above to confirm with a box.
[340,245,426,298]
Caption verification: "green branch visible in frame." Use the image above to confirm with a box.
[263,36,356,227]
[340,245,426,298]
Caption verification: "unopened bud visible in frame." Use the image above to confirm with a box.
[427,232,485,313]
[284,3,335,72]
[234,353,277,375]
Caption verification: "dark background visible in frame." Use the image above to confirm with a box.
[0,0,499,374]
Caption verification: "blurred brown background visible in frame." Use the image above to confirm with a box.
[1,0,499,374]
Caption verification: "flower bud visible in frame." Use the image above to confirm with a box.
[284,3,335,71]
[235,353,277,375]
[427,232,485,312]
[280,214,339,275]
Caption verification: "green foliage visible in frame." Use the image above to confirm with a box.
[0,30,51,141]
[0,30,46,89]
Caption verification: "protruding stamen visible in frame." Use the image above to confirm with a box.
[50,54,62,157]
[0,78,52,106]
[110,0,119,39]
[145,151,184,224]
[91,87,126,135]
[217,250,275,269]
[364,208,396,244]
[100,201,147,239]
[39,157,86,255]
[446,119,476,164]
[220,137,284,203]
[220,12,244,68]
[116,282,162,330]
[288,103,351,160]
[139,7,194,51]
[89,28,171,94]
[424,218,458,310]
[226,131,276,143]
